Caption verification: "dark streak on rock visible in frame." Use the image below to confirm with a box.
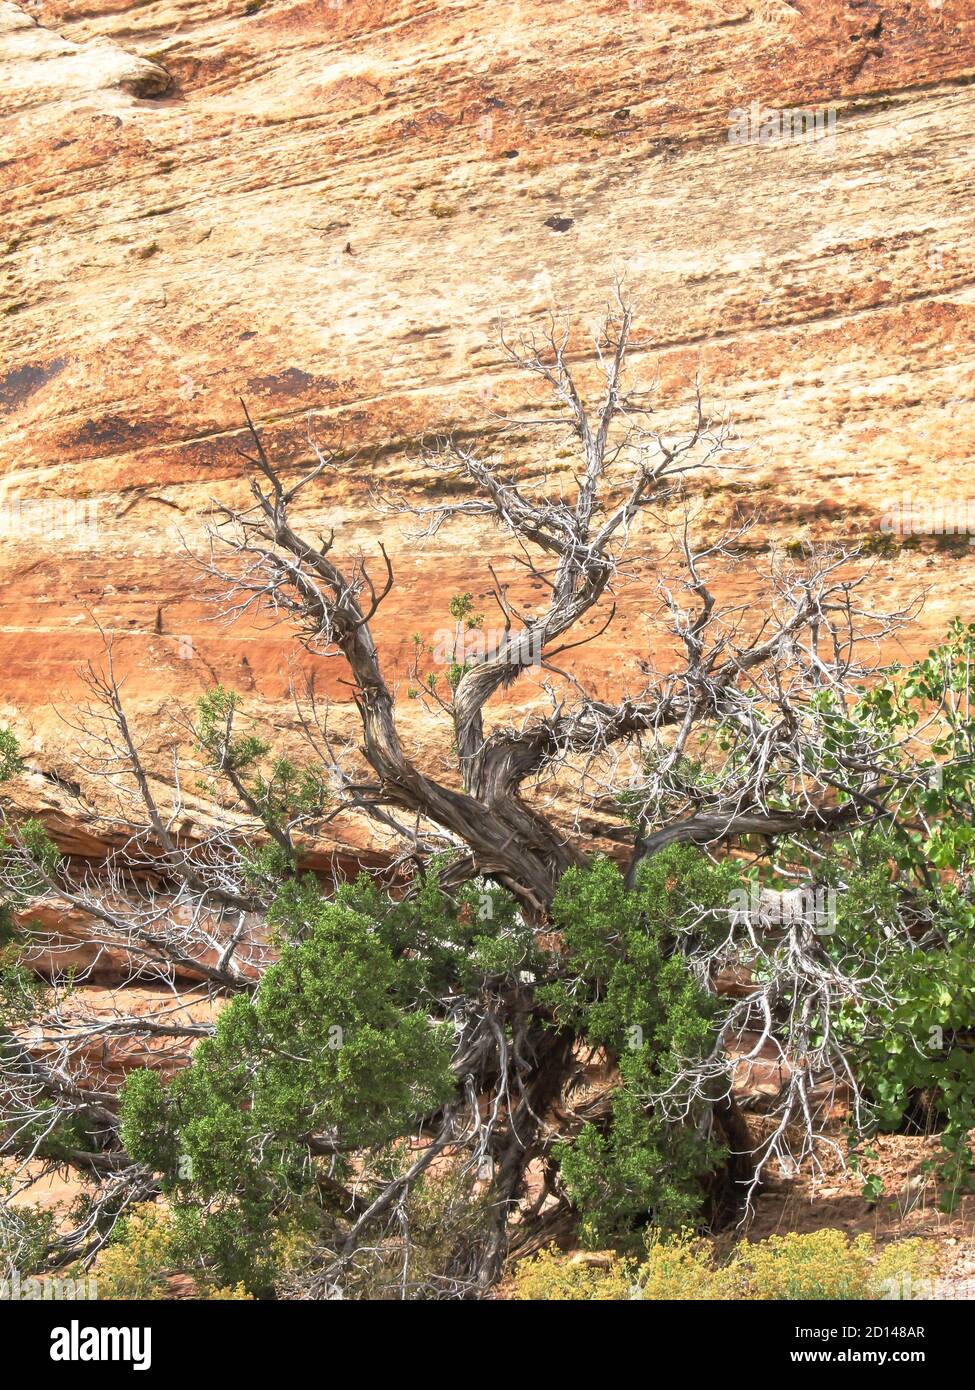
[0,358,68,412]
[245,366,339,397]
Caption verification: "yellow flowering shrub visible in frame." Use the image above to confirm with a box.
[736,1229,942,1300]
[871,1237,941,1300]
[511,1230,941,1302]
[511,1247,636,1301]
[93,1203,252,1301]
[736,1230,876,1300]
[633,1231,740,1300]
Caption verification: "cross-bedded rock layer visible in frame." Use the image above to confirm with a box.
[2,0,974,858]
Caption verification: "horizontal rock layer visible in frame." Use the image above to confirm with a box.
[1,0,974,853]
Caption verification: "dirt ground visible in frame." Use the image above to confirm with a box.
[739,1131,975,1299]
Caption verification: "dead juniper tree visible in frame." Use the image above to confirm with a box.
[0,292,950,1296]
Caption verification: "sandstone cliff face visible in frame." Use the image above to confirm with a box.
[1,0,974,856]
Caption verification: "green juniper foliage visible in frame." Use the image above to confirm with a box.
[121,884,457,1289]
[0,729,22,785]
[0,734,43,1026]
[119,866,541,1292]
[195,685,269,773]
[120,850,739,1282]
[542,848,737,1246]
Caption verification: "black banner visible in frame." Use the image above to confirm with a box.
[3,1297,967,1376]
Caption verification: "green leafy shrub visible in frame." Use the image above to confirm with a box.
[836,622,975,1206]
[865,942,975,1207]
